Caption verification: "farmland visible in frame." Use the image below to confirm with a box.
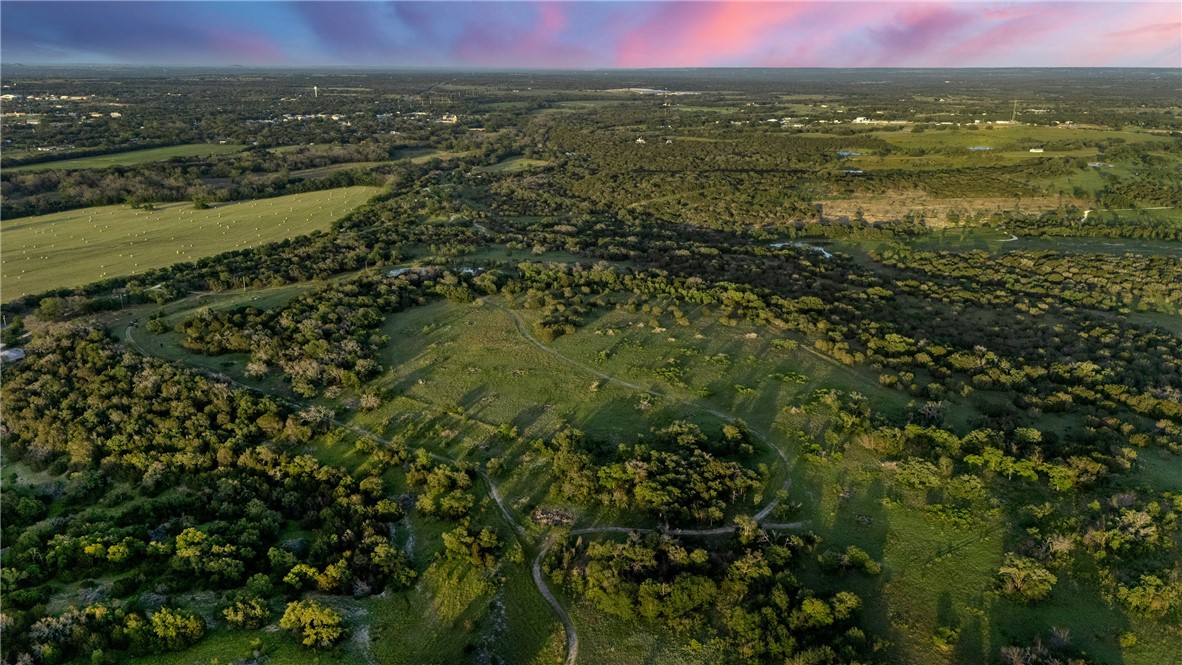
[0,186,380,300]
[5,143,246,172]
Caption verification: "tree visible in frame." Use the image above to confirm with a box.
[280,600,347,649]
[223,596,271,629]
[38,297,66,320]
[997,554,1057,602]
[148,607,206,651]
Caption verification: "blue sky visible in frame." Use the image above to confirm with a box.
[2,1,1179,68]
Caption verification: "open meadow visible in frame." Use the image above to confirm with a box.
[0,186,381,300]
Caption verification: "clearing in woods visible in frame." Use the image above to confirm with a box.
[0,186,382,301]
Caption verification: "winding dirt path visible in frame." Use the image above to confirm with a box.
[494,304,810,663]
[533,538,580,665]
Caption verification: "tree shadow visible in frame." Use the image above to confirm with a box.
[387,364,435,395]
[985,573,1129,665]
[952,610,986,664]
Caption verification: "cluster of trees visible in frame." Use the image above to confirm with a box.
[533,422,761,525]
[1,142,397,218]
[0,324,416,661]
[1094,162,1182,209]
[5,603,206,663]
[545,528,880,663]
[174,272,430,397]
[991,207,1182,241]
[406,450,478,520]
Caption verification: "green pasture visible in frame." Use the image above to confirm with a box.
[795,443,1004,664]
[475,157,551,174]
[795,442,1180,665]
[1102,207,1182,224]
[845,149,1097,172]
[564,594,723,665]
[367,558,499,665]
[553,100,630,109]
[5,143,245,172]
[402,149,477,164]
[875,125,1172,152]
[290,161,385,179]
[1,186,381,301]
[126,626,369,665]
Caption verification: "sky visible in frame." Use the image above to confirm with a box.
[1,1,1179,69]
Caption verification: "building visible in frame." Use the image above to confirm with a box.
[1,347,27,364]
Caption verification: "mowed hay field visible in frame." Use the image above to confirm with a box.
[4,143,246,172]
[1,186,381,301]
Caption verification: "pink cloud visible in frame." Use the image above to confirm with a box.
[451,3,594,68]
[938,4,1087,66]
[614,2,811,68]
[606,1,1180,69]
[206,27,286,65]
[1108,21,1182,41]
[865,4,977,66]
[538,2,567,34]
[1082,6,1182,67]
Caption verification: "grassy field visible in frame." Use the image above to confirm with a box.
[398,148,478,164]
[845,148,1097,171]
[837,229,1182,258]
[5,143,245,172]
[475,157,551,173]
[1,186,381,301]
[875,125,1172,151]
[290,161,385,179]
[126,622,369,665]
[794,440,1181,665]
[564,594,722,664]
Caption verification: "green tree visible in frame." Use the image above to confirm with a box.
[38,297,66,320]
[223,596,271,629]
[997,554,1057,602]
[280,600,347,649]
[149,607,206,651]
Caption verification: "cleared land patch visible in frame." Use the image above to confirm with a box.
[1,186,381,301]
[816,192,1084,224]
[5,143,245,172]
[475,156,551,173]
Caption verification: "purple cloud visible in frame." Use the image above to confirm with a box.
[1,1,1178,68]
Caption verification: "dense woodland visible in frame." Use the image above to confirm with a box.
[2,69,1181,664]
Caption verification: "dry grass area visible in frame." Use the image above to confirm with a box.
[817,191,1088,225]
